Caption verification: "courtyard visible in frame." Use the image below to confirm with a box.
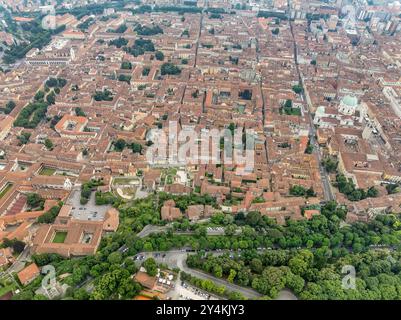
[66,188,110,222]
[52,231,67,243]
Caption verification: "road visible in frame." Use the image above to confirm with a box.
[136,225,227,238]
[134,250,297,300]
[287,7,335,202]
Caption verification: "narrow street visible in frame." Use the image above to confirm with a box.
[193,10,204,68]
[7,246,31,273]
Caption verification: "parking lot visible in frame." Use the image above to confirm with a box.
[66,188,110,221]
[167,281,219,301]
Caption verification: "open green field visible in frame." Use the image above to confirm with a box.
[0,183,13,200]
[53,231,67,243]
[0,277,16,298]
[39,167,56,176]
[0,285,14,297]
[280,106,302,116]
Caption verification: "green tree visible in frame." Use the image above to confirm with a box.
[17,132,31,145]
[322,157,338,173]
[3,100,16,114]
[213,265,223,278]
[75,107,86,117]
[224,224,237,236]
[121,61,132,69]
[160,63,181,75]
[27,193,44,209]
[108,252,122,265]
[34,90,45,101]
[114,139,126,152]
[250,258,264,274]
[143,258,157,276]
[44,138,53,150]
[155,51,164,61]
[46,91,56,105]
[131,142,142,154]
[292,84,303,94]
[73,288,90,300]
[289,257,308,275]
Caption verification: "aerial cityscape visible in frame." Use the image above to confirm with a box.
[0,0,401,303]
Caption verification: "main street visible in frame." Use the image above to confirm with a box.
[288,5,335,202]
[7,245,31,273]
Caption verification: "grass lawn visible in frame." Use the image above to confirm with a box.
[0,183,13,200]
[161,168,177,185]
[39,167,56,176]
[53,231,67,243]
[0,280,16,297]
[168,168,177,175]
[0,285,13,297]
[166,175,173,184]
[280,106,302,116]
